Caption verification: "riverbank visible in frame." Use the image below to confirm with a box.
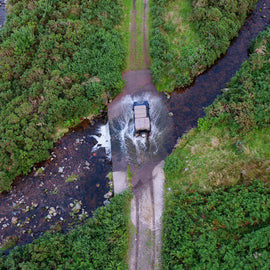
[0,0,126,193]
[162,25,270,268]
[150,0,260,91]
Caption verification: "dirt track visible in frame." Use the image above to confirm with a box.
[129,161,164,270]
[130,0,151,70]
[109,1,166,268]
[108,70,166,269]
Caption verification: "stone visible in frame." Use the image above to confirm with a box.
[85,161,90,166]
[32,202,38,208]
[103,200,110,206]
[11,217,18,225]
[58,167,64,173]
[49,207,57,216]
[74,203,81,211]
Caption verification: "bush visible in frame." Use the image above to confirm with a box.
[162,181,270,269]
[0,192,132,269]
[150,0,258,91]
[0,0,126,192]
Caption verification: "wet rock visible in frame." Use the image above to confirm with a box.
[11,217,18,225]
[71,201,82,214]
[22,206,30,213]
[32,202,38,208]
[49,207,57,217]
[104,191,113,199]
[103,200,110,206]
[74,202,81,211]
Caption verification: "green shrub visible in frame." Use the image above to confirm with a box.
[163,25,270,269]
[162,181,270,269]
[150,0,258,91]
[0,0,126,192]
[0,192,131,269]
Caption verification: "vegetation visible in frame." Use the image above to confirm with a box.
[150,0,258,92]
[162,26,270,268]
[121,0,133,69]
[163,181,270,269]
[0,191,131,269]
[0,0,126,192]
[65,174,79,183]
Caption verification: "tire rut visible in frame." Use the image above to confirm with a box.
[129,161,164,270]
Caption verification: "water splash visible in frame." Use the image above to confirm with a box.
[91,123,112,160]
[109,92,172,165]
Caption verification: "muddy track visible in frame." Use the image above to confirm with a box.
[130,0,151,70]
[118,0,164,268]
[108,67,170,269]
[108,69,169,268]
[129,161,164,270]
[143,0,151,68]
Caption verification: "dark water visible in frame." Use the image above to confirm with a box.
[0,0,270,251]
[0,0,6,28]
[168,0,270,137]
[0,118,111,252]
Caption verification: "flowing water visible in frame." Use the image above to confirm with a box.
[109,92,173,166]
[168,1,270,137]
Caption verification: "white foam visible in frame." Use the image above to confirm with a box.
[91,122,112,160]
[109,92,171,165]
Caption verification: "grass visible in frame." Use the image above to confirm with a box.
[164,25,270,191]
[155,0,200,91]
[0,236,18,252]
[120,0,133,70]
[135,0,145,68]
[165,126,270,193]
[150,0,258,92]
[65,174,79,183]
